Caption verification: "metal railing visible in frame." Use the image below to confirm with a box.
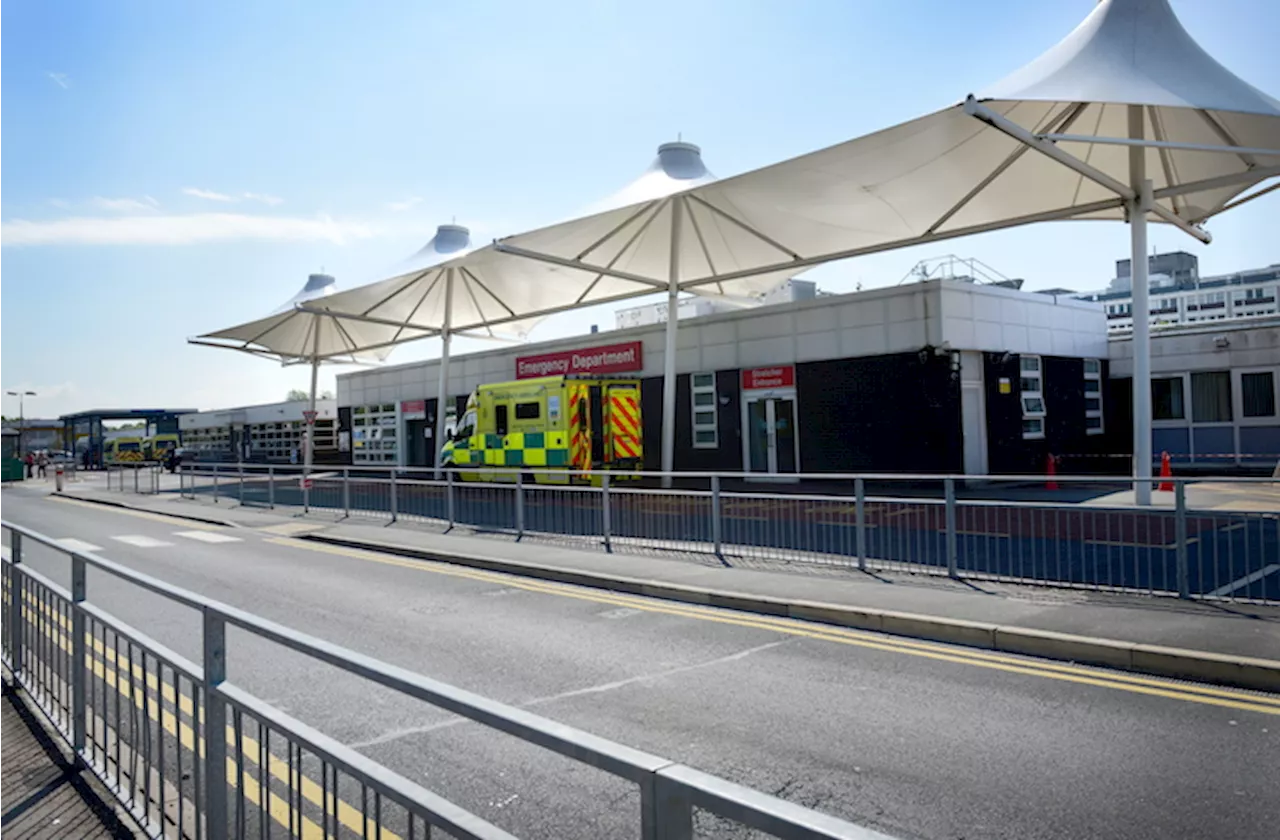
[170,464,1280,605]
[106,461,165,494]
[1,520,899,840]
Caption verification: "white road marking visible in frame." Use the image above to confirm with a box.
[1207,564,1280,597]
[174,531,241,544]
[111,535,174,549]
[54,538,103,553]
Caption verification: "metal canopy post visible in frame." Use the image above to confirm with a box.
[661,198,684,488]
[1129,106,1154,506]
[303,324,321,510]
[434,269,455,479]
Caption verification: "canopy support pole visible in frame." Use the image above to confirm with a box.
[661,198,684,488]
[1128,105,1153,507]
[304,325,320,507]
[434,269,455,479]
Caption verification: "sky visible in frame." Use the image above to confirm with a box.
[3,0,1279,420]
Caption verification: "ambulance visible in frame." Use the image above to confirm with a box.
[440,376,642,483]
[105,437,145,464]
[144,433,181,462]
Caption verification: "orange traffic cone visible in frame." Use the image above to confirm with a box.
[1045,452,1059,490]
[1158,451,1174,492]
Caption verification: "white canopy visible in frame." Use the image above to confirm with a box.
[191,272,424,364]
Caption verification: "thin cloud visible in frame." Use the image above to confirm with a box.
[2,212,380,247]
[90,195,161,212]
[47,72,70,89]
[183,187,237,202]
[244,192,284,206]
[388,196,423,212]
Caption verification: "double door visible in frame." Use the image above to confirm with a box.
[744,395,798,477]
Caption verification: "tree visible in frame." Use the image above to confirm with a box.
[287,389,334,402]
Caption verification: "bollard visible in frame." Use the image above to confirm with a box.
[55,466,64,493]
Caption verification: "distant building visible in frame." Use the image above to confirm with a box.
[1075,253,1280,333]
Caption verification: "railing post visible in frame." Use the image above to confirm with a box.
[202,611,229,840]
[1175,481,1190,599]
[945,477,959,579]
[855,477,867,572]
[446,470,455,531]
[515,472,525,540]
[70,554,87,753]
[342,468,351,518]
[9,533,23,677]
[649,773,694,840]
[238,463,245,506]
[711,475,723,560]
[390,469,399,523]
[133,466,139,494]
[178,464,185,498]
[601,473,612,553]
[213,464,219,504]
[268,465,275,509]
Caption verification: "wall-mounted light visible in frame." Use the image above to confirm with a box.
[719,395,731,406]
[1213,335,1230,349]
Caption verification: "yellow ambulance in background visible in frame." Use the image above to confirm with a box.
[441,375,643,483]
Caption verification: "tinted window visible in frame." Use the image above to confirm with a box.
[1242,372,1276,418]
[1152,378,1185,420]
[515,402,540,420]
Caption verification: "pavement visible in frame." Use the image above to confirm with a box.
[1,679,138,840]
[4,480,1280,839]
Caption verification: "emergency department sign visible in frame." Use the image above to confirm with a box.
[515,341,643,379]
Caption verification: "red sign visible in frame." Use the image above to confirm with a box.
[400,400,426,420]
[741,366,795,390]
[516,341,643,379]
[302,410,318,425]
[299,478,313,490]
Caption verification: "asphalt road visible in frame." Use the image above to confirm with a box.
[3,490,1279,840]
[185,471,1280,601]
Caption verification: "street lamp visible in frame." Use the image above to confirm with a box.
[6,390,37,457]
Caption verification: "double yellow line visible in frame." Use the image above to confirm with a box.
[11,588,397,840]
[267,536,1280,717]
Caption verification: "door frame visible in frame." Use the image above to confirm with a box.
[740,387,800,482]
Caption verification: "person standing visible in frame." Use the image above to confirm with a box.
[37,451,49,479]
[24,451,34,479]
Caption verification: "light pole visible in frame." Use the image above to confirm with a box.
[6,390,37,457]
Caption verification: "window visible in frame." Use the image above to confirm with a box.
[1242,372,1277,418]
[690,372,718,448]
[1019,355,1045,439]
[1152,377,1185,420]
[515,402,540,420]
[1191,371,1233,423]
[1084,358,1103,435]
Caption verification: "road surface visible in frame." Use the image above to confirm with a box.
[3,490,1278,840]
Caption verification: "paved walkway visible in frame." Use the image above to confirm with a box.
[1,683,136,840]
[44,476,1280,664]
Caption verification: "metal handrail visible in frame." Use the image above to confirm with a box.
[2,518,897,840]
[177,461,1280,485]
